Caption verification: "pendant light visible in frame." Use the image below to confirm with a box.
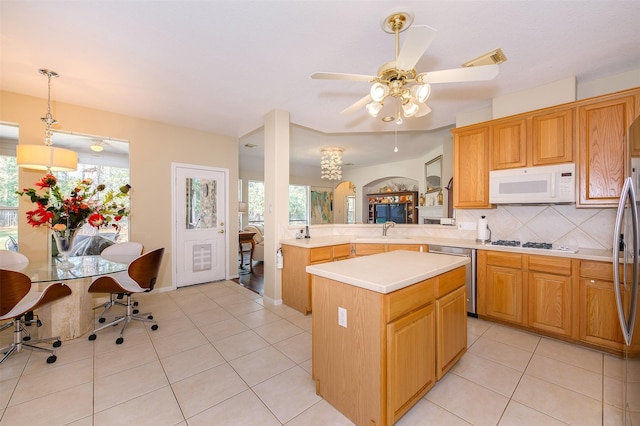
[16,69,78,172]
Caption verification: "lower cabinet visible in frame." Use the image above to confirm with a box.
[528,271,572,337]
[312,266,466,425]
[387,304,435,424]
[478,251,638,354]
[578,261,625,351]
[435,285,467,380]
[527,255,574,337]
[478,251,525,325]
[281,243,351,314]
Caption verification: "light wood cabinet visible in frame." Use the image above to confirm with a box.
[453,125,491,208]
[386,304,435,424]
[312,275,436,426]
[452,88,639,209]
[312,266,466,426]
[435,284,466,380]
[281,243,351,314]
[577,93,635,207]
[490,109,574,171]
[531,108,574,166]
[479,251,577,337]
[478,251,525,325]
[578,260,625,351]
[478,251,640,353]
[527,255,574,337]
[491,118,528,170]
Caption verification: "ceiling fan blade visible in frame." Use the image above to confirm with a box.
[395,25,437,71]
[418,64,499,84]
[341,94,372,115]
[311,72,375,82]
[415,103,432,117]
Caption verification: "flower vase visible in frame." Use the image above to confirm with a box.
[52,227,81,270]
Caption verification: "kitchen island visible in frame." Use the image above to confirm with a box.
[307,250,469,426]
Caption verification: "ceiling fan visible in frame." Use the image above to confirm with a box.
[311,11,505,122]
[89,139,107,152]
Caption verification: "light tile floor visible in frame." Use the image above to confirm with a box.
[0,280,627,425]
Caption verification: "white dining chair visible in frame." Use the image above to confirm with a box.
[0,249,29,268]
[100,242,143,262]
[93,242,144,323]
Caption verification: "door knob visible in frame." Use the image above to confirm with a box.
[219,229,225,234]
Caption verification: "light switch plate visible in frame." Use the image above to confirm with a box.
[338,307,347,328]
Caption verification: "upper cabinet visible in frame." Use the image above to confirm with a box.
[453,125,491,208]
[491,108,574,170]
[491,118,528,170]
[452,87,639,209]
[531,108,574,166]
[577,93,636,207]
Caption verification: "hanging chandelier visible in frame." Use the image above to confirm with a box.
[320,148,343,181]
[16,69,78,172]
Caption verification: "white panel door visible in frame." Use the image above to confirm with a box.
[175,165,226,287]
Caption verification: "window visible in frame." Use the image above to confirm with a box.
[248,180,264,224]
[0,154,18,250]
[289,185,309,225]
[247,180,311,225]
[54,164,131,237]
[238,179,243,229]
[346,195,356,224]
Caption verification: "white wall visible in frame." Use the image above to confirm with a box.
[458,68,640,125]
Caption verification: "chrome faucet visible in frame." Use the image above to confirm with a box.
[383,221,396,236]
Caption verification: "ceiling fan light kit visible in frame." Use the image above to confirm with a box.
[312,10,504,125]
[366,101,383,117]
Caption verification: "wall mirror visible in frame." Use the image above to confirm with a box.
[425,155,442,193]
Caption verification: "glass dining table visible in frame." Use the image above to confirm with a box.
[4,255,137,341]
[9,254,133,283]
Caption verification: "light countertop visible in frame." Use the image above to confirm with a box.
[281,235,613,262]
[306,250,470,294]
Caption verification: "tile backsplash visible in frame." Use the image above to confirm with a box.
[457,205,617,250]
[282,204,617,251]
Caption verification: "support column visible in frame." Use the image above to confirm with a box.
[262,109,289,305]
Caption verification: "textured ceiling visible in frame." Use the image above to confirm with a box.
[1,1,639,175]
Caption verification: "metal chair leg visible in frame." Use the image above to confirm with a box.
[88,293,157,345]
[0,320,60,365]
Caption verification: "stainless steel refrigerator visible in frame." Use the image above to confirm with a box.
[613,114,640,425]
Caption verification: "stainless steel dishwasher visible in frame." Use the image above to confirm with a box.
[428,245,477,316]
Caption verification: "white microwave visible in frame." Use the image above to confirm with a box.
[489,163,576,204]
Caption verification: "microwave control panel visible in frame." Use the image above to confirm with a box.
[557,171,574,196]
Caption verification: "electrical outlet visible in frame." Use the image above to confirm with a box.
[338,307,347,328]
[458,221,477,231]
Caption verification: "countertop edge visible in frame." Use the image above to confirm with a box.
[281,236,613,262]
[306,251,470,294]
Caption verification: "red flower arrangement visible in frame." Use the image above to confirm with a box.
[16,173,131,234]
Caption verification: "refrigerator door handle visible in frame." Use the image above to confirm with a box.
[613,177,639,346]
